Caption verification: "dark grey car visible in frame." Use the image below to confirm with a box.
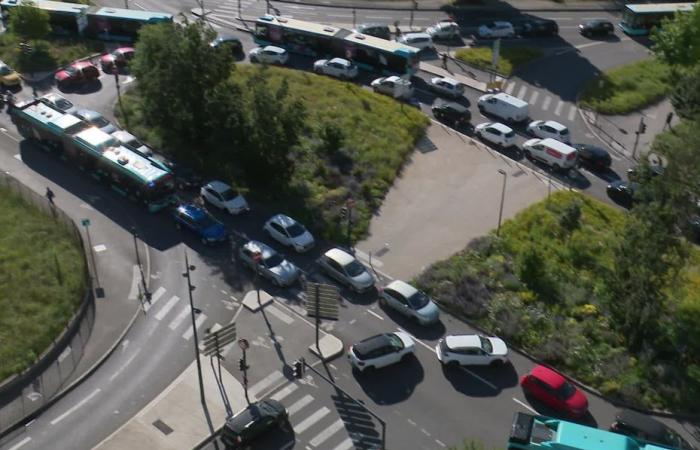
[74,109,118,134]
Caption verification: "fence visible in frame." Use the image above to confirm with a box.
[0,173,94,437]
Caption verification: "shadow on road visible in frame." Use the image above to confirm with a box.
[352,354,424,405]
[442,360,518,397]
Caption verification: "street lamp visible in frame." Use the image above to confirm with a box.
[496,169,507,236]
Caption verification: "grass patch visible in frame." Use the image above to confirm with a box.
[118,65,429,242]
[415,191,700,413]
[579,58,673,115]
[0,186,87,381]
[454,46,543,76]
[0,32,105,73]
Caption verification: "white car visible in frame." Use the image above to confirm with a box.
[200,180,249,215]
[370,76,414,99]
[428,76,465,98]
[478,21,515,38]
[380,280,440,326]
[435,334,509,367]
[474,122,517,148]
[239,240,300,287]
[248,46,289,65]
[313,58,358,79]
[526,120,571,144]
[39,92,77,114]
[426,21,460,40]
[348,332,415,372]
[263,214,315,253]
[317,248,375,293]
[397,33,434,51]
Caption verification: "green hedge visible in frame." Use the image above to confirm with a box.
[454,46,543,76]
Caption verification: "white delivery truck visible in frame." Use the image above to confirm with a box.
[522,137,578,171]
[477,92,529,123]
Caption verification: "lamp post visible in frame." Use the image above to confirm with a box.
[132,227,151,306]
[496,169,507,236]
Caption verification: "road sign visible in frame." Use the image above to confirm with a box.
[81,218,91,227]
[201,322,237,356]
[238,338,249,350]
[304,283,340,320]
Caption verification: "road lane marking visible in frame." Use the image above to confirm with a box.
[50,388,101,425]
[57,346,72,363]
[529,91,539,105]
[460,367,498,390]
[310,419,345,447]
[396,327,434,352]
[155,295,179,320]
[436,439,447,447]
[168,305,191,330]
[554,100,564,116]
[513,397,537,413]
[144,286,166,311]
[567,105,577,122]
[542,95,552,110]
[109,349,141,382]
[266,305,294,324]
[367,309,384,320]
[93,244,106,252]
[294,407,330,434]
[128,265,140,300]
[270,383,298,402]
[182,313,207,340]
[288,394,314,416]
[249,371,284,398]
[6,437,31,450]
[505,82,515,94]
[517,85,527,99]
[332,439,354,450]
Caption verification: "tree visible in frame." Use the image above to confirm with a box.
[671,66,700,120]
[8,1,50,41]
[652,6,700,67]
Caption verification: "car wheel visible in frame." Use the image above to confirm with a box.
[552,163,561,172]
[401,353,412,363]
[477,104,485,112]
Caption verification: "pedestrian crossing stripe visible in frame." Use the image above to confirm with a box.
[294,406,330,434]
[155,295,179,321]
[168,305,191,330]
[288,394,314,415]
[554,100,564,116]
[270,383,298,401]
[542,95,552,110]
[248,370,284,398]
[182,313,207,340]
[309,419,345,447]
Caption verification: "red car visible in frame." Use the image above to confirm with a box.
[55,61,99,88]
[520,365,589,418]
[100,47,135,72]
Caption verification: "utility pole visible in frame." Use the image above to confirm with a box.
[346,198,355,251]
[238,339,251,405]
[81,218,100,289]
[132,227,151,306]
[632,117,646,161]
[496,169,507,236]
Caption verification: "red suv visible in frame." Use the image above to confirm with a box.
[520,365,589,418]
[100,47,135,72]
[55,61,99,88]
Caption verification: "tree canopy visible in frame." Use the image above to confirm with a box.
[652,5,700,67]
[8,1,51,41]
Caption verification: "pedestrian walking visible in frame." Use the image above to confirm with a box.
[45,187,55,205]
[664,111,674,131]
[394,20,401,38]
[442,52,448,70]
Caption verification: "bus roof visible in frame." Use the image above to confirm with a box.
[625,2,695,14]
[14,100,85,135]
[0,0,88,14]
[345,32,419,57]
[552,419,640,450]
[90,6,173,22]
[258,15,346,38]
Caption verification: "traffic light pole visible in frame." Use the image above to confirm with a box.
[632,117,646,161]
[241,347,250,405]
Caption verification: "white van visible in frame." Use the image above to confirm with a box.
[397,33,434,51]
[522,138,578,171]
[477,92,529,123]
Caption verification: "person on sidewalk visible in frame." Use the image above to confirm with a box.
[46,187,55,205]
[394,20,402,38]
[442,52,448,70]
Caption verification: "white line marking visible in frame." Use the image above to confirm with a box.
[332,439,354,450]
[529,91,539,105]
[349,319,356,325]
[144,286,166,311]
[513,397,537,413]
[109,349,140,382]
[270,383,299,402]
[367,309,384,321]
[57,346,71,363]
[505,82,515,94]
[132,2,146,10]
[168,305,191,330]
[93,244,107,252]
[435,439,447,448]
[366,15,392,19]
[460,367,498,390]
[266,305,294,324]
[6,437,31,450]
[575,41,604,50]
[327,13,352,18]
[249,371,284,398]
[396,327,434,352]
[50,388,101,425]
[2,131,19,142]
[554,100,564,116]
[13,153,22,161]
[567,105,577,122]
[294,407,330,434]
[182,313,207,340]
[127,265,140,300]
[542,95,552,110]
[310,419,345,447]
[154,295,179,321]
[288,394,314,415]
[517,85,527,99]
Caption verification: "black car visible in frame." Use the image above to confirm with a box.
[579,20,614,37]
[432,100,471,127]
[607,180,639,208]
[610,409,696,450]
[157,157,203,191]
[573,143,611,170]
[220,399,288,448]
[354,23,391,40]
[211,35,244,56]
[521,19,559,37]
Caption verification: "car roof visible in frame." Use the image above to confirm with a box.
[205,180,232,193]
[435,77,460,86]
[76,109,101,119]
[329,57,351,65]
[386,280,418,298]
[536,138,577,155]
[531,365,566,388]
[543,120,568,131]
[324,248,355,266]
[177,204,208,220]
[404,32,431,39]
[264,45,285,53]
[73,60,94,68]
[354,333,392,355]
[270,214,297,228]
[490,122,514,133]
[445,334,481,350]
[615,409,669,439]
[243,240,276,259]
[436,100,469,112]
[115,46,134,52]
[226,399,284,432]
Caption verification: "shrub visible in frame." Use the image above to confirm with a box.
[454,46,543,76]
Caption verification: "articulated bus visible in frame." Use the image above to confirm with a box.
[253,15,420,76]
[508,413,678,450]
[10,99,175,212]
[0,0,172,42]
[619,2,696,36]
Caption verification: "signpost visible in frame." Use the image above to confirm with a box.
[81,218,100,291]
[304,283,340,353]
[238,338,251,405]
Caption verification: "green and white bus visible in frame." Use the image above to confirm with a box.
[10,99,175,212]
[619,2,696,36]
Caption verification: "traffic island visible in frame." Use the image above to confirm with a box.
[242,289,274,312]
[308,334,344,362]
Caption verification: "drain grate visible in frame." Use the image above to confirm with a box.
[416,136,438,154]
[152,419,174,435]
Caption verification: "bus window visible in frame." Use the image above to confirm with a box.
[254,23,269,39]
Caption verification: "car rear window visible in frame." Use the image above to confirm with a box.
[560,129,569,135]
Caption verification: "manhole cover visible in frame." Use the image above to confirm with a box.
[153,419,174,435]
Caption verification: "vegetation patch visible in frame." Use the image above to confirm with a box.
[0,187,87,381]
[454,46,543,76]
[415,191,700,412]
[0,33,104,73]
[579,58,673,115]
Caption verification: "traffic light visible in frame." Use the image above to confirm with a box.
[638,119,647,134]
[238,358,246,371]
[292,359,304,379]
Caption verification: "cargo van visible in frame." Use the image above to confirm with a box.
[522,138,578,171]
[477,92,529,123]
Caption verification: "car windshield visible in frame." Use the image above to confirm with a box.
[63,66,78,76]
[0,65,11,75]
[55,98,73,110]
[407,290,430,309]
[264,252,284,268]
[557,381,576,399]
[344,259,366,277]
[387,333,404,349]
[286,222,306,238]
[479,336,493,353]
[194,214,217,228]
[220,188,239,201]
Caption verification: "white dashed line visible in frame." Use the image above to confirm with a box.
[554,100,564,116]
[109,349,140,382]
[93,244,107,252]
[50,389,101,425]
[542,95,552,110]
[367,309,384,320]
[168,305,191,330]
[154,295,179,321]
[567,105,577,121]
[516,85,527,99]
[529,91,539,105]
[6,437,31,450]
[505,82,515,94]
[294,407,330,434]
[460,367,498,390]
[513,397,537,413]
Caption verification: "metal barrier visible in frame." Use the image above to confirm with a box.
[0,173,94,436]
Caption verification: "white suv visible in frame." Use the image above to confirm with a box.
[426,21,460,40]
[474,122,517,148]
[526,120,571,143]
[200,180,249,215]
[429,76,465,98]
[249,46,289,65]
[313,58,358,79]
[478,21,515,38]
[348,332,415,372]
[397,33,434,51]
[435,334,509,367]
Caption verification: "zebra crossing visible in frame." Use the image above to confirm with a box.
[502,80,580,123]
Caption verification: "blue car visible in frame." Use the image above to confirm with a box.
[173,204,229,244]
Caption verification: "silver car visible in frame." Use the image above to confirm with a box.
[263,214,315,253]
[239,240,300,287]
[317,248,375,293]
[74,109,118,134]
[380,280,439,325]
